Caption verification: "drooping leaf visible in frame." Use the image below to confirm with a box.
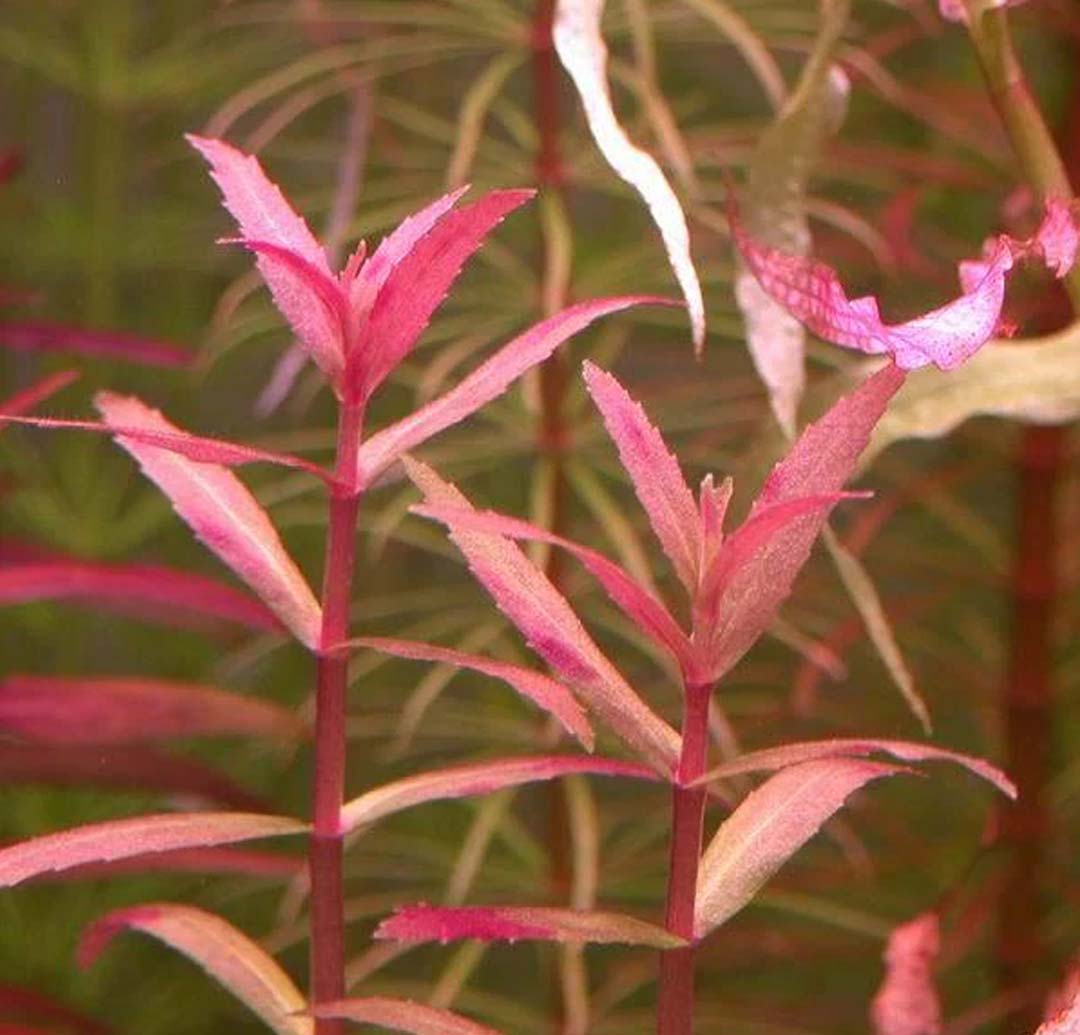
[404,459,680,774]
[733,0,850,434]
[0,321,192,367]
[377,903,684,949]
[79,903,311,1035]
[314,997,502,1035]
[0,674,306,744]
[0,370,79,418]
[696,737,1013,796]
[0,813,306,887]
[0,559,278,633]
[702,364,904,680]
[871,913,942,1035]
[341,755,656,835]
[554,0,705,353]
[342,638,592,748]
[694,758,906,937]
[350,189,534,401]
[355,297,671,488]
[730,192,1080,370]
[411,506,695,676]
[582,362,700,590]
[188,134,343,383]
[95,393,322,649]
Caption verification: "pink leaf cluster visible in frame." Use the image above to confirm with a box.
[871,913,942,1035]
[730,190,1080,370]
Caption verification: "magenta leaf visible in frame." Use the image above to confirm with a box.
[315,997,503,1035]
[0,813,306,887]
[0,558,279,633]
[341,755,656,835]
[583,362,701,590]
[871,913,942,1035]
[700,364,905,680]
[730,191,1080,370]
[694,758,908,937]
[405,458,680,774]
[79,903,311,1035]
[377,903,684,948]
[0,743,266,810]
[1039,989,1080,1035]
[355,297,672,489]
[96,392,322,649]
[0,411,337,487]
[0,321,193,367]
[0,674,306,744]
[348,189,534,401]
[0,370,79,418]
[343,637,592,748]
[412,505,694,675]
[695,737,1015,798]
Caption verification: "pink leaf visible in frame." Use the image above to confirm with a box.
[79,903,311,1035]
[0,412,337,487]
[0,812,305,887]
[404,458,680,774]
[554,0,704,352]
[343,637,592,748]
[341,755,656,834]
[1037,995,1080,1035]
[697,474,732,574]
[315,997,503,1035]
[348,189,535,401]
[0,743,267,810]
[356,298,672,489]
[96,392,322,649]
[188,135,342,385]
[0,674,307,744]
[695,758,908,937]
[702,364,905,680]
[377,903,683,948]
[412,505,694,676]
[731,191,1079,370]
[0,371,79,418]
[25,846,302,884]
[0,558,279,633]
[0,321,193,367]
[696,737,1015,798]
[582,362,701,590]
[871,913,942,1035]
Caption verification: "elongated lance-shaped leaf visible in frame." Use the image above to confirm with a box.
[95,393,322,650]
[411,506,695,678]
[734,0,850,435]
[342,637,592,748]
[342,755,656,834]
[28,846,303,884]
[0,412,337,486]
[350,190,534,401]
[377,904,684,948]
[695,737,1015,798]
[582,362,700,591]
[731,192,1080,371]
[0,813,306,887]
[703,364,904,680]
[0,370,78,418]
[356,297,671,489]
[188,134,343,384]
[0,674,307,744]
[871,913,942,1035]
[404,459,680,774]
[695,758,906,937]
[79,904,311,1035]
[0,321,193,367]
[315,997,503,1035]
[0,558,278,632]
[555,0,705,352]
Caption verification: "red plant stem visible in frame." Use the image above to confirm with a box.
[310,398,364,1035]
[658,683,712,1035]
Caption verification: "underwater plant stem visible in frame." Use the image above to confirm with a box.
[658,684,711,1035]
[310,399,364,1035]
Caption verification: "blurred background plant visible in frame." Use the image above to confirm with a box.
[1,1,1078,1033]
